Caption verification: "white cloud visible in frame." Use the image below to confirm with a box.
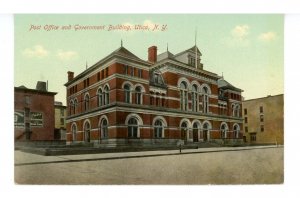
[258,31,277,41]
[56,50,78,61]
[22,45,49,58]
[231,25,250,40]
[223,25,251,48]
[143,20,157,30]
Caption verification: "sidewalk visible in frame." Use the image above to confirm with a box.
[15,145,281,166]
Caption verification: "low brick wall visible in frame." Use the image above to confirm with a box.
[15,140,66,148]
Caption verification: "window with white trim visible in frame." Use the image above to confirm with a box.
[101,118,108,139]
[192,84,198,112]
[128,117,138,138]
[220,123,228,139]
[233,124,240,138]
[180,82,188,111]
[203,87,209,113]
[154,120,163,138]
[135,86,142,105]
[98,88,103,107]
[124,84,131,103]
[104,85,109,105]
[72,123,77,141]
[84,94,90,111]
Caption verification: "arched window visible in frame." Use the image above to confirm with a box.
[220,123,228,139]
[154,120,163,138]
[84,121,91,142]
[69,100,74,115]
[232,104,240,117]
[101,118,108,139]
[235,104,240,117]
[135,86,142,105]
[104,85,109,105]
[180,122,188,140]
[202,87,209,113]
[180,81,188,111]
[97,88,103,107]
[192,84,198,112]
[233,124,240,139]
[72,123,77,141]
[128,117,138,138]
[73,99,78,114]
[124,84,131,103]
[84,94,90,111]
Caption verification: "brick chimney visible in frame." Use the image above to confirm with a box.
[148,46,157,63]
[68,71,74,81]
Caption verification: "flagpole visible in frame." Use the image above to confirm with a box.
[195,28,197,69]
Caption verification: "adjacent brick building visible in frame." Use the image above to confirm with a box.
[14,81,56,141]
[54,101,67,140]
[65,44,244,146]
[242,94,284,145]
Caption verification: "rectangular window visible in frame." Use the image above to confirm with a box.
[105,67,109,77]
[25,96,30,105]
[87,78,89,86]
[60,118,64,125]
[162,98,165,107]
[156,96,161,107]
[260,106,263,113]
[138,69,142,78]
[25,108,30,117]
[260,115,264,122]
[97,72,100,81]
[60,109,64,117]
[261,125,264,132]
[244,108,247,115]
[250,133,256,141]
[130,67,134,76]
[101,70,104,79]
[245,117,248,123]
[124,65,128,75]
[150,96,154,105]
[245,127,248,133]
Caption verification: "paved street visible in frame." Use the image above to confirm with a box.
[14,146,283,184]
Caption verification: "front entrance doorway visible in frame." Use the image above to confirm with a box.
[192,123,199,142]
[84,122,91,143]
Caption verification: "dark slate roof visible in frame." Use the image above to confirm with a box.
[186,45,202,56]
[157,51,175,61]
[110,46,143,61]
[65,46,151,86]
[174,45,202,57]
[218,79,242,92]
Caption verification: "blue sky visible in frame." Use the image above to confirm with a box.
[14,14,283,104]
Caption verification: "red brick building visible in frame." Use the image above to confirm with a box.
[14,81,56,141]
[65,44,243,146]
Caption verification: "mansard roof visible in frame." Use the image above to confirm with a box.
[218,78,243,92]
[157,50,175,62]
[109,46,143,61]
[174,45,202,57]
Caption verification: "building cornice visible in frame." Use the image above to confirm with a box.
[66,102,243,124]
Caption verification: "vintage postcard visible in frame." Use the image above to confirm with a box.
[14,14,284,185]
